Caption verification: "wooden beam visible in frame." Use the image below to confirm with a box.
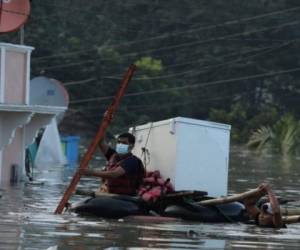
[196,188,261,206]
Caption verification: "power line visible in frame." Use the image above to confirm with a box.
[74,87,300,120]
[63,78,97,87]
[37,60,95,71]
[79,91,257,119]
[163,44,283,70]
[70,89,254,114]
[34,37,296,79]
[104,42,291,81]
[32,20,300,73]
[36,1,206,27]
[70,66,300,104]
[67,41,290,87]
[119,93,250,112]
[40,1,300,28]
[119,5,300,47]
[112,20,300,58]
[32,48,96,62]
[1,8,29,16]
[31,5,300,61]
[34,43,279,72]
[38,40,294,96]
[29,8,150,35]
[51,44,285,92]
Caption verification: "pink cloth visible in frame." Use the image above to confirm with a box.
[138,171,174,202]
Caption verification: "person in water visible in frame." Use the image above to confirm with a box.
[243,183,285,228]
[79,132,145,196]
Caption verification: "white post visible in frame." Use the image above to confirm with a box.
[25,50,31,105]
[0,47,5,103]
[0,150,2,185]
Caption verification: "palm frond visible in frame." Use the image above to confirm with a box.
[247,126,273,152]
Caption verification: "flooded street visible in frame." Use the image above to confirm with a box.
[1,147,300,250]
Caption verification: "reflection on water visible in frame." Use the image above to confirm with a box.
[1,147,300,249]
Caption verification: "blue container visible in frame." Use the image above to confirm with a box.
[61,136,80,166]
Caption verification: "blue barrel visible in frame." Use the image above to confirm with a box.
[61,136,80,166]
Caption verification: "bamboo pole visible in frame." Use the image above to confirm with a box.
[280,207,300,216]
[282,215,300,224]
[54,64,137,214]
[196,188,261,206]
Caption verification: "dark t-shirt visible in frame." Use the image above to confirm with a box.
[105,147,144,177]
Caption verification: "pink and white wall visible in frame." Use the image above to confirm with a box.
[0,43,66,185]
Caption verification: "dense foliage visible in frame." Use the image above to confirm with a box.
[247,113,300,156]
[1,0,300,144]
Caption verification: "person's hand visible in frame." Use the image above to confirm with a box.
[103,110,113,120]
[78,169,93,176]
[258,183,271,194]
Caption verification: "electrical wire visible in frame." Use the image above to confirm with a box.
[163,44,284,70]
[48,40,292,88]
[0,8,29,17]
[104,42,291,81]
[37,60,95,71]
[31,5,300,61]
[110,20,300,58]
[69,66,300,104]
[63,77,97,87]
[32,20,300,73]
[70,88,255,114]
[79,91,251,118]
[33,42,283,72]
[62,40,295,102]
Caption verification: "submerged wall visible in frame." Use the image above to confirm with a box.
[0,43,66,186]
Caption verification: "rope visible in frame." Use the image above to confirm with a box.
[140,122,153,169]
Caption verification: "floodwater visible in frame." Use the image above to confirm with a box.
[1,146,300,250]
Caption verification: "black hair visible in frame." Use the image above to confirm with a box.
[118,132,135,145]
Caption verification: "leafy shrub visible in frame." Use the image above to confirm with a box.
[247,113,300,156]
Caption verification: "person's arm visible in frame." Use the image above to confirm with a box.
[98,111,113,155]
[264,184,283,228]
[79,166,125,179]
[243,183,267,219]
[98,139,109,155]
[244,195,260,219]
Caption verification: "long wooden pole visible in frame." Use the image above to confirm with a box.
[196,188,262,206]
[282,215,300,224]
[280,207,300,216]
[54,64,137,214]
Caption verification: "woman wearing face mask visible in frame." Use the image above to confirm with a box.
[79,132,145,196]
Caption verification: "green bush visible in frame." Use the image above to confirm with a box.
[247,113,300,156]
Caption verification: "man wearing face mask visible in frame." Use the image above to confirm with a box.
[79,132,145,196]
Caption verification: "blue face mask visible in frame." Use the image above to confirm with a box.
[116,143,129,155]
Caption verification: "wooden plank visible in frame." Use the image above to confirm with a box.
[164,190,207,198]
[280,207,300,216]
[282,215,300,224]
[196,188,261,206]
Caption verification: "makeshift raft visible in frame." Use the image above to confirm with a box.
[69,190,248,222]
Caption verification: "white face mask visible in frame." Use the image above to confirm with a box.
[116,143,129,155]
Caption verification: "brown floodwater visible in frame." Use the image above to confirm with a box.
[1,146,300,250]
